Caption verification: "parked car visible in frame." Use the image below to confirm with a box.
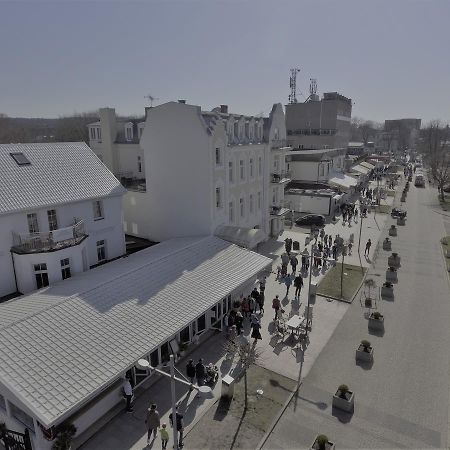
[295,214,326,227]
[391,208,407,218]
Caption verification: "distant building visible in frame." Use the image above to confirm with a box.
[377,118,421,152]
[0,143,126,298]
[286,92,352,150]
[347,141,367,156]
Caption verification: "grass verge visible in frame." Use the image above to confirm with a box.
[317,263,367,302]
[441,236,450,275]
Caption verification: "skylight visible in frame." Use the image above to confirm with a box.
[10,152,31,166]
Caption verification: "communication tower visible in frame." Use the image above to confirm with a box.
[288,68,300,104]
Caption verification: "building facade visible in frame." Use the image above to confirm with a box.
[122,101,290,245]
[376,118,421,153]
[285,92,352,150]
[0,143,126,298]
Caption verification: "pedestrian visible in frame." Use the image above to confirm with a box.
[365,238,372,257]
[272,295,281,320]
[328,235,333,247]
[186,359,196,388]
[259,276,266,295]
[319,228,325,241]
[301,254,306,270]
[251,287,259,312]
[257,292,265,314]
[123,377,134,413]
[281,252,290,266]
[348,242,353,255]
[159,423,169,450]
[318,241,323,253]
[285,238,292,255]
[290,255,298,274]
[248,295,256,315]
[284,273,293,297]
[235,311,244,335]
[195,359,206,386]
[241,297,250,318]
[223,312,229,333]
[145,404,160,444]
[323,233,328,245]
[294,274,303,299]
[169,405,184,448]
[332,244,337,260]
[251,318,262,343]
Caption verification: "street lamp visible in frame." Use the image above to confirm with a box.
[137,355,212,450]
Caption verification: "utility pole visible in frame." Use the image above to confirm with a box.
[357,205,365,273]
[169,355,179,450]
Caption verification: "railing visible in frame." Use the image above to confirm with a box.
[270,171,291,183]
[11,220,87,254]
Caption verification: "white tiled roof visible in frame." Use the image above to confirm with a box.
[0,142,125,215]
[0,236,271,427]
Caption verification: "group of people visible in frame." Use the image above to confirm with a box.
[340,203,359,225]
[145,403,184,448]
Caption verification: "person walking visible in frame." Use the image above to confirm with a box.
[365,238,372,257]
[235,311,244,335]
[195,359,206,386]
[348,242,353,255]
[284,273,293,297]
[290,255,298,274]
[328,234,333,247]
[294,274,303,299]
[285,238,292,255]
[241,297,250,318]
[159,423,169,450]
[257,292,265,314]
[259,276,266,295]
[123,377,134,413]
[251,318,262,343]
[332,244,337,260]
[186,359,196,389]
[145,404,160,444]
[272,295,281,320]
[169,405,184,448]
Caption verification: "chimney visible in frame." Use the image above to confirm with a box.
[178,99,186,104]
[220,105,228,114]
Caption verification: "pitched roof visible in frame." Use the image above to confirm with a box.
[0,142,125,216]
[0,236,271,427]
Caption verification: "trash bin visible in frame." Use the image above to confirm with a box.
[221,374,235,399]
[293,241,300,251]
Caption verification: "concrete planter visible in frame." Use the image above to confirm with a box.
[397,217,406,226]
[356,344,374,363]
[381,284,394,298]
[389,226,397,237]
[368,313,384,331]
[332,389,355,413]
[311,436,335,450]
[386,268,398,282]
[382,238,392,251]
[388,254,401,268]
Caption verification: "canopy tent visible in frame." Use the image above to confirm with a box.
[328,173,358,192]
[350,164,370,175]
[360,161,375,170]
[214,225,266,249]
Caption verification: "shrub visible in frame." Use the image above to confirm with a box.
[338,384,349,398]
[372,311,383,320]
[361,339,371,350]
[316,434,329,450]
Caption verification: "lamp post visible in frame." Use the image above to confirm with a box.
[137,356,212,450]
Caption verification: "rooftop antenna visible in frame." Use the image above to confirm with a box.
[144,94,159,107]
[305,78,319,102]
[288,68,300,104]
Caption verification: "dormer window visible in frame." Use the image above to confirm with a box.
[125,123,133,141]
[138,124,145,139]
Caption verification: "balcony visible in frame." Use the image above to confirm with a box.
[269,205,290,217]
[271,139,290,150]
[11,221,88,254]
[270,171,291,184]
[119,174,146,192]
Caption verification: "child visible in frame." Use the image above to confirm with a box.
[159,423,169,449]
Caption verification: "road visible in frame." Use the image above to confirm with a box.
[263,183,450,449]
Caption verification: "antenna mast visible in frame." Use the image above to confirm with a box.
[144,94,159,107]
[288,68,300,104]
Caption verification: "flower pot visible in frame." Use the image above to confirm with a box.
[368,313,384,331]
[311,436,336,450]
[332,389,355,413]
[386,268,397,282]
[389,226,397,237]
[388,254,401,268]
[381,285,394,298]
[397,217,406,226]
[356,344,374,363]
[382,239,392,251]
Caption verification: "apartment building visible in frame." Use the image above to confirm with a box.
[286,92,352,150]
[119,101,290,245]
[376,118,421,152]
[0,143,126,298]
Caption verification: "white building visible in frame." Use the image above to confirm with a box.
[0,143,126,298]
[120,101,290,246]
[0,236,271,450]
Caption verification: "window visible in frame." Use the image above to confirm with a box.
[125,125,133,141]
[319,165,324,176]
[249,194,254,213]
[240,160,244,180]
[272,189,276,204]
[245,123,249,138]
[96,127,102,140]
[96,240,106,263]
[240,198,244,217]
[10,152,31,166]
[160,342,170,363]
[61,258,71,280]
[229,201,234,223]
[180,325,190,343]
[34,263,49,289]
[234,122,238,140]
[215,187,221,208]
[249,158,254,177]
[257,191,262,210]
[47,209,58,231]
[215,148,221,165]
[139,126,144,138]
[138,156,142,173]
[90,128,96,140]
[197,314,206,332]
[10,402,35,431]
[228,161,233,183]
[258,156,262,176]
[0,393,6,411]
[27,213,39,234]
[93,200,104,220]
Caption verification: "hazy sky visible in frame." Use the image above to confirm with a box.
[1,0,449,124]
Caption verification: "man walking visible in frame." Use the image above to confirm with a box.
[284,273,293,297]
[365,238,372,257]
[272,295,281,320]
[186,359,196,389]
[123,377,134,413]
[290,254,298,274]
[294,274,303,299]
[195,359,206,386]
[169,405,184,448]
[145,403,160,444]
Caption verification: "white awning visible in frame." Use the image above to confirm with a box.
[350,164,370,175]
[215,225,266,249]
[328,174,358,192]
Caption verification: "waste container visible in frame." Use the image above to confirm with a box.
[221,374,235,399]
[293,241,300,251]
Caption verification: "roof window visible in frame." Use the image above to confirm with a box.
[10,152,31,166]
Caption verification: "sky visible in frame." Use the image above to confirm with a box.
[1,0,449,124]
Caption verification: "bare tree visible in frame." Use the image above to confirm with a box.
[54,111,98,143]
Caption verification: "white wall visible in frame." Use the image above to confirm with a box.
[122,191,153,239]
[290,161,324,182]
[116,144,145,179]
[285,193,331,215]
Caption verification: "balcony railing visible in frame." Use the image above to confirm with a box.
[270,171,291,183]
[119,175,147,192]
[11,220,88,254]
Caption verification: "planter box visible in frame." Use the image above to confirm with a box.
[311,437,336,450]
[381,285,394,298]
[397,217,406,226]
[388,255,401,267]
[356,344,374,363]
[386,269,398,282]
[382,240,392,251]
[389,227,397,237]
[368,314,384,331]
[332,390,355,413]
